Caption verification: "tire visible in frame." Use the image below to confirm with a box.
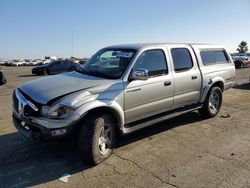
[240,63,244,69]
[235,61,244,69]
[43,68,49,76]
[199,86,222,118]
[78,113,117,165]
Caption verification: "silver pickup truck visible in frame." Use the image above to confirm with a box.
[13,43,235,164]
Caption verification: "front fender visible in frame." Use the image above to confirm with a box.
[75,99,125,129]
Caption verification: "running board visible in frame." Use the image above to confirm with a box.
[121,104,202,134]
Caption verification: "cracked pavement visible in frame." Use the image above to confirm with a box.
[0,66,250,188]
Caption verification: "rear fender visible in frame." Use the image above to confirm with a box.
[200,77,224,103]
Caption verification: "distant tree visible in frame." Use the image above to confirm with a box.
[237,41,248,53]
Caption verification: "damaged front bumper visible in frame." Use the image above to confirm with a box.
[12,89,82,141]
[12,113,78,141]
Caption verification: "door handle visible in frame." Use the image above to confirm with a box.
[126,88,141,93]
[192,76,197,80]
[164,81,171,86]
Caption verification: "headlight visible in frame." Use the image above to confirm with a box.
[41,103,75,119]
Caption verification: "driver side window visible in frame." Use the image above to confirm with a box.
[133,49,168,77]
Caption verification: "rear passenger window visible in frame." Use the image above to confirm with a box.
[133,49,168,77]
[200,50,229,65]
[171,48,193,72]
[215,51,228,62]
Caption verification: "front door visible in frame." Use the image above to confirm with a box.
[124,49,174,123]
[49,61,63,74]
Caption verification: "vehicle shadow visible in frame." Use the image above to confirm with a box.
[18,74,41,77]
[0,133,90,188]
[233,82,250,90]
[0,111,203,187]
[117,111,203,148]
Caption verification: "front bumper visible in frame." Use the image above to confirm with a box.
[12,88,84,141]
[13,113,76,141]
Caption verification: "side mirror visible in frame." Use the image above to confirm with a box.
[130,68,148,81]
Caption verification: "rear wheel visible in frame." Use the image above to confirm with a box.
[43,68,49,75]
[70,67,76,71]
[78,113,117,165]
[199,86,222,118]
[235,61,244,69]
[240,62,244,69]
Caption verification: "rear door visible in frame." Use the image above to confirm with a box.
[169,45,202,108]
[124,49,174,123]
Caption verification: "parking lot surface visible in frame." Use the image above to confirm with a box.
[0,66,250,188]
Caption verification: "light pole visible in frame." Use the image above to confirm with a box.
[71,30,74,57]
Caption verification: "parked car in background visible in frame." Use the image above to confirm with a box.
[30,60,41,66]
[0,60,5,66]
[231,54,250,69]
[0,70,7,85]
[23,59,32,66]
[4,60,12,66]
[11,60,25,66]
[40,59,51,65]
[32,59,81,75]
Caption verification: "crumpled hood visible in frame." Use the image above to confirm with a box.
[19,71,117,104]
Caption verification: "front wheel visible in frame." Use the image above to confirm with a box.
[199,86,222,118]
[78,113,117,165]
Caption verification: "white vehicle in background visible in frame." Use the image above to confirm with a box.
[41,59,51,65]
[23,59,43,66]
[23,59,32,66]
[29,60,40,66]
[11,60,25,66]
[45,56,57,60]
[4,60,12,66]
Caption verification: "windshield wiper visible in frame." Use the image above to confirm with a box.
[76,68,116,79]
[76,68,92,75]
[91,70,116,79]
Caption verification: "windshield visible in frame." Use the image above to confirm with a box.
[47,61,55,66]
[78,48,136,79]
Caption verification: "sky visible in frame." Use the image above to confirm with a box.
[0,0,250,59]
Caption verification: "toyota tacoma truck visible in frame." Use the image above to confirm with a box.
[13,43,235,164]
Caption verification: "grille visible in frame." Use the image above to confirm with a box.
[23,105,40,117]
[13,91,19,112]
[13,89,41,117]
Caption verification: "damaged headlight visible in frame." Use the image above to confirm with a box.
[41,103,75,119]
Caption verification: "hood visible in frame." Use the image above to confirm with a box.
[19,72,118,104]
